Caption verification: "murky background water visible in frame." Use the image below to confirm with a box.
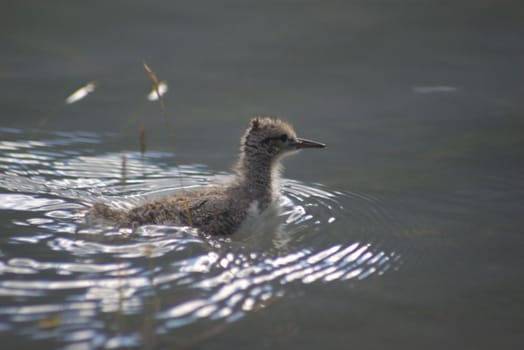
[1,1,523,349]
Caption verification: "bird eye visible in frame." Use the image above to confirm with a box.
[280,134,288,142]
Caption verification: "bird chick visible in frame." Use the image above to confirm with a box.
[90,117,325,235]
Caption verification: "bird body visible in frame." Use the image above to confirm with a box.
[90,117,325,235]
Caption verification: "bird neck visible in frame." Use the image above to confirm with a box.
[234,154,281,205]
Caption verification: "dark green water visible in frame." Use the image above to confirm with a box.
[1,1,523,349]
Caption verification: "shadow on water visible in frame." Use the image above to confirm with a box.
[0,129,405,348]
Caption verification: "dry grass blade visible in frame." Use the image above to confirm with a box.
[139,125,146,155]
[121,153,127,183]
[147,81,168,101]
[182,199,193,226]
[65,81,97,104]
[142,62,187,225]
[143,62,166,113]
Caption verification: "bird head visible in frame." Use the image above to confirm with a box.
[241,117,325,162]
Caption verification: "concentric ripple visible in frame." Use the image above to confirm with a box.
[0,129,404,348]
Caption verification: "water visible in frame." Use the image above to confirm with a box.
[1,1,524,349]
[0,130,403,348]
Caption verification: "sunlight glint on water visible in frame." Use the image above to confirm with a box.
[0,129,401,347]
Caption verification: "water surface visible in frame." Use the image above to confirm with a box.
[0,129,406,348]
[1,1,523,349]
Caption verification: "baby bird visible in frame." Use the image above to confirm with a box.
[90,117,325,235]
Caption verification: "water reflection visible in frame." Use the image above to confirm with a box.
[0,129,402,347]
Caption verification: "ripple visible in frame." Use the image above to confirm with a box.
[0,194,66,211]
[0,129,405,347]
[155,239,398,328]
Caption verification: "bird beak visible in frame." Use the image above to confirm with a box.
[294,137,326,149]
